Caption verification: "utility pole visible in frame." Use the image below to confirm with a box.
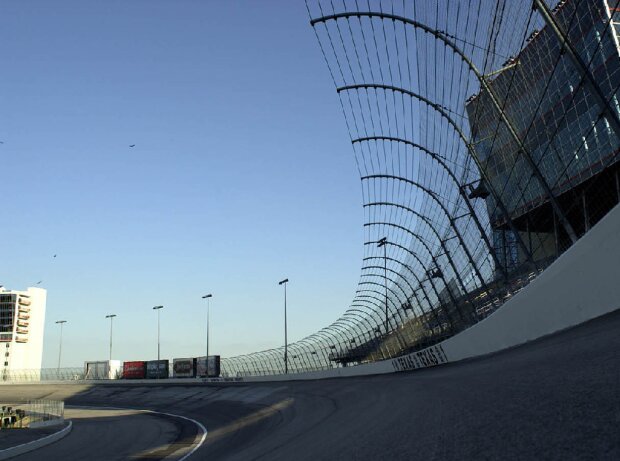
[105,314,117,362]
[55,320,67,372]
[278,279,289,374]
[152,306,164,370]
[377,237,388,334]
[201,294,213,359]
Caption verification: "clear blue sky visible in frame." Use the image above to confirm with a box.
[0,1,363,367]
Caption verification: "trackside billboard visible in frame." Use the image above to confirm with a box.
[390,344,448,372]
[196,355,221,378]
[146,360,169,379]
[173,358,196,378]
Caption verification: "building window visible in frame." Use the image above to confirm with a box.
[604,117,611,135]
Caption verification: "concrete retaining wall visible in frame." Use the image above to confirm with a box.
[0,421,72,460]
[441,201,620,362]
[29,417,65,429]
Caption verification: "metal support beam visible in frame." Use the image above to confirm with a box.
[365,208,475,326]
[364,225,463,328]
[532,0,620,140]
[354,135,509,280]
[363,240,456,335]
[311,7,538,259]
[343,82,537,264]
[363,255,446,337]
[363,190,485,295]
[352,294,408,350]
[316,11,578,243]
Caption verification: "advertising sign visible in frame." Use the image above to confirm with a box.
[390,344,448,372]
[207,355,221,378]
[84,361,107,380]
[172,358,196,378]
[123,361,146,379]
[146,360,169,379]
[196,356,220,378]
[84,360,122,379]
[196,356,208,377]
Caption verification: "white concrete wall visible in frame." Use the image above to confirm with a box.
[0,421,72,460]
[441,202,620,362]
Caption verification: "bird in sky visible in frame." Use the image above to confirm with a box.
[36,281,42,285]
[53,254,57,258]
[129,144,136,148]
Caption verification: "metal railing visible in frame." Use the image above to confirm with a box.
[23,399,64,427]
[0,400,64,428]
[1,368,84,384]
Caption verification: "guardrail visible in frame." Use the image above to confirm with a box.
[0,400,64,428]
[23,400,64,428]
[1,368,84,384]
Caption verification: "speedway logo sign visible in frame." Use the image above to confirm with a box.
[391,344,449,372]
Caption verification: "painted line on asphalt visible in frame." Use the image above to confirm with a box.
[156,410,207,461]
[68,405,207,460]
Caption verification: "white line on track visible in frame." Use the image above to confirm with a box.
[68,405,207,460]
[156,410,207,461]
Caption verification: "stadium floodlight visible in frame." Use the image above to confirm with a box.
[55,320,67,371]
[202,294,213,358]
[152,306,164,372]
[466,180,490,200]
[105,314,117,362]
[377,238,389,335]
[429,268,443,279]
[278,279,289,374]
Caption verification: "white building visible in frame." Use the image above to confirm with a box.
[0,287,46,378]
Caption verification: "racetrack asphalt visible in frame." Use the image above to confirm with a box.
[3,407,199,461]
[1,308,619,460]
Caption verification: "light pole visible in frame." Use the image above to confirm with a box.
[153,306,164,366]
[105,314,116,362]
[201,294,212,358]
[278,278,289,374]
[377,237,388,334]
[55,320,67,371]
